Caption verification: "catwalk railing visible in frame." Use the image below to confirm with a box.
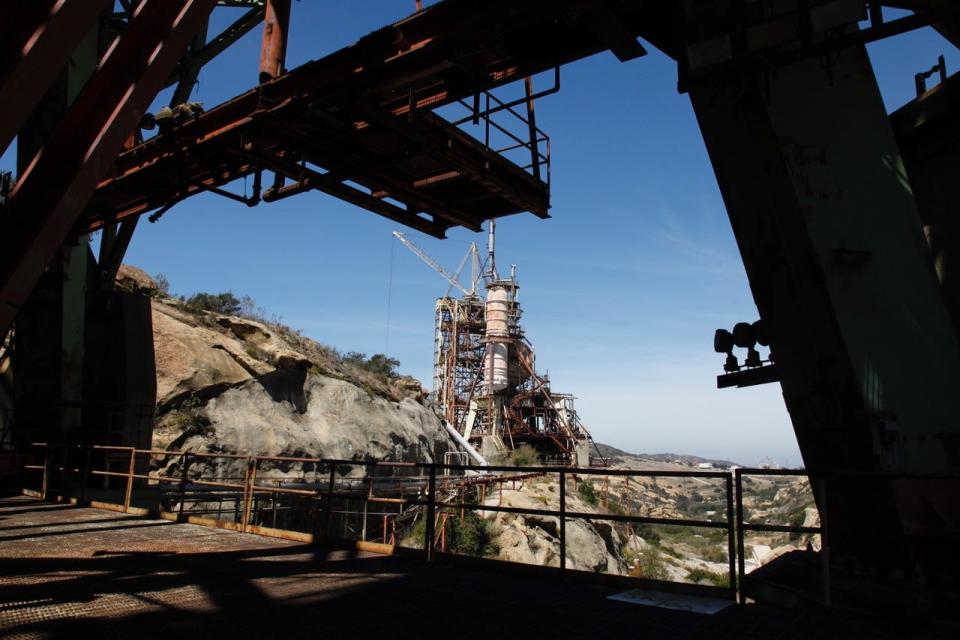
[31,442,948,606]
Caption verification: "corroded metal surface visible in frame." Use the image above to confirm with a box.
[1,496,955,639]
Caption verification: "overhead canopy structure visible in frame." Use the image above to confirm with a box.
[3,0,960,582]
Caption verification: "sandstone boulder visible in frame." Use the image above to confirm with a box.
[152,303,253,410]
[486,476,629,574]
[116,265,158,294]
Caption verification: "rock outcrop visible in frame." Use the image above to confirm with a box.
[132,270,449,475]
[486,476,629,574]
[116,265,159,294]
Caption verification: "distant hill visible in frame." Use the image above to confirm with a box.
[594,442,741,469]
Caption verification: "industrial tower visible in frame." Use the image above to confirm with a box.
[395,223,596,466]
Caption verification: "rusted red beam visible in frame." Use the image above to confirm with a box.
[77,0,663,241]
[259,0,291,83]
[0,0,217,339]
[0,0,112,156]
[255,149,449,237]
[0,0,56,81]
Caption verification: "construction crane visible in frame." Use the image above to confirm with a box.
[392,231,481,297]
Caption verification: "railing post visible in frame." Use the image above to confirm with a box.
[79,446,91,503]
[324,465,335,540]
[523,76,541,181]
[817,476,831,609]
[559,470,566,572]
[178,452,190,519]
[735,469,746,603]
[123,447,136,512]
[41,446,50,500]
[725,471,737,597]
[484,93,490,148]
[425,463,436,562]
[242,456,257,532]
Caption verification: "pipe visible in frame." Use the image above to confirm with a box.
[259,0,291,83]
[442,420,488,467]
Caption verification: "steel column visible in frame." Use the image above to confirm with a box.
[690,42,960,570]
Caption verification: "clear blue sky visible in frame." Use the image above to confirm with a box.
[3,4,956,465]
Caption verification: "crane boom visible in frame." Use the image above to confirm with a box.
[393,231,471,296]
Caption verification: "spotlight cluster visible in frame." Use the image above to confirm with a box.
[714,320,770,372]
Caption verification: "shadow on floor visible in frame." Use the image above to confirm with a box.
[0,497,956,640]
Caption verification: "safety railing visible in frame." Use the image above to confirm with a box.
[735,467,960,610]
[734,468,822,605]
[19,442,866,604]
[437,68,557,188]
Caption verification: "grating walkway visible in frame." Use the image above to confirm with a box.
[0,496,953,639]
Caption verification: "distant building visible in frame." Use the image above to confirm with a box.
[697,462,714,470]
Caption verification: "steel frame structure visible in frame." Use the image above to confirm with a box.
[433,296,486,432]
[2,0,960,578]
[432,290,595,465]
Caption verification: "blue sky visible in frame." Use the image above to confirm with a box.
[3,4,956,465]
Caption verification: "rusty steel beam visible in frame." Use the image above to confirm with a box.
[254,150,449,237]
[80,0,658,233]
[355,98,548,220]
[259,0,291,83]
[0,0,59,94]
[0,0,217,339]
[0,0,113,156]
[34,1,679,260]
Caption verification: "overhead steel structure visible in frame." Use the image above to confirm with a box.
[2,0,960,582]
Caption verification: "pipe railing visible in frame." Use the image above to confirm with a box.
[439,70,555,188]
[28,442,928,604]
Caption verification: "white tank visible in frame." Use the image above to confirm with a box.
[485,286,510,337]
[484,285,511,391]
[484,343,509,391]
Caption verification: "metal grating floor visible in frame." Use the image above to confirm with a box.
[0,496,953,639]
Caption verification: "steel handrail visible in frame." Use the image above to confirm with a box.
[20,442,843,602]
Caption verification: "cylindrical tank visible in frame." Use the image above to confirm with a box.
[485,286,510,337]
[484,285,511,391]
[484,343,509,392]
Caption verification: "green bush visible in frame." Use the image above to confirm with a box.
[343,351,401,378]
[686,568,730,588]
[184,291,243,315]
[630,546,668,581]
[408,511,499,557]
[447,511,499,557]
[701,545,728,563]
[578,480,598,506]
[788,509,806,541]
[506,444,538,467]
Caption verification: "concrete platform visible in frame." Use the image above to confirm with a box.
[0,496,954,639]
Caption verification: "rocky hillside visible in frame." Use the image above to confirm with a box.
[484,458,818,586]
[489,475,629,574]
[117,266,451,477]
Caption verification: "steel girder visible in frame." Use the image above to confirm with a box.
[0,0,218,339]
[0,0,113,156]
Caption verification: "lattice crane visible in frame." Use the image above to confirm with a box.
[392,231,481,297]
